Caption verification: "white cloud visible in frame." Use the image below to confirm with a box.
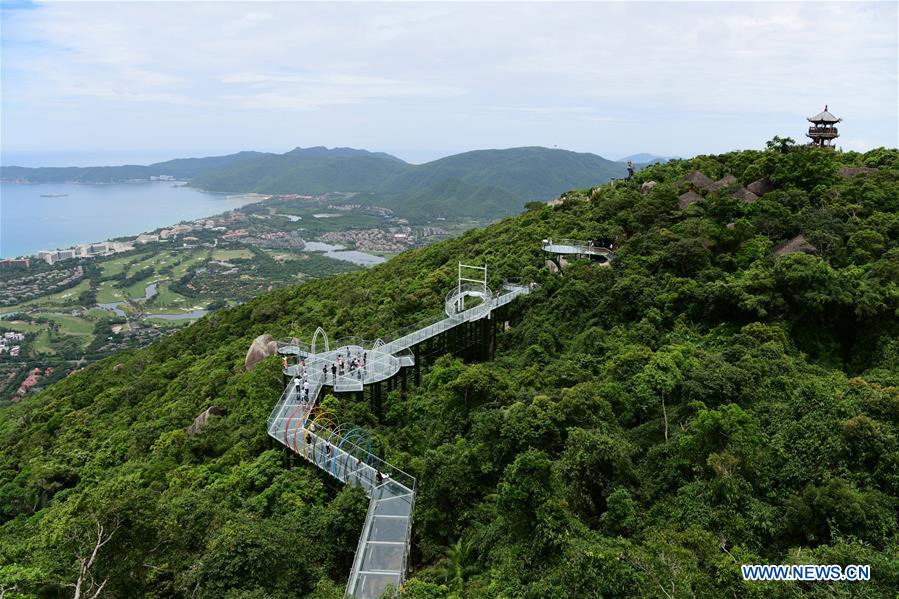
[1,1,895,160]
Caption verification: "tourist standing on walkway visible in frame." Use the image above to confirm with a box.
[331,363,337,383]
[303,379,310,401]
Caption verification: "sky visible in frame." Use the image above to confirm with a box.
[1,1,896,166]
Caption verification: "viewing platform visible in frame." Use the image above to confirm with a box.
[266,264,532,598]
[542,238,614,263]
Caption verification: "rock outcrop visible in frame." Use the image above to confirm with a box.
[730,187,760,203]
[640,181,658,195]
[245,333,278,371]
[837,167,879,178]
[710,174,738,191]
[773,234,818,257]
[683,170,715,191]
[678,190,702,209]
[187,406,224,437]
[747,178,774,196]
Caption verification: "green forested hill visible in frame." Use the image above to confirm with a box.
[189,150,410,195]
[371,147,625,219]
[1,144,897,598]
[2,146,626,220]
[0,151,269,184]
[189,146,625,219]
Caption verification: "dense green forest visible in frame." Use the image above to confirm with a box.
[1,143,897,598]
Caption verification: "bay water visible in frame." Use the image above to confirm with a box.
[0,181,260,258]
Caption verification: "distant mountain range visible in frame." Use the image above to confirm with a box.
[2,146,628,220]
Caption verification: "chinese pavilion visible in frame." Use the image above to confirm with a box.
[807,105,841,148]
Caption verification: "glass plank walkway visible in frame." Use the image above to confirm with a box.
[266,277,531,598]
[542,238,614,261]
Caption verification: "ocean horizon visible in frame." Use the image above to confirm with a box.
[0,181,259,258]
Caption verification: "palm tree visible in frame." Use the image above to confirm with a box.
[435,538,479,597]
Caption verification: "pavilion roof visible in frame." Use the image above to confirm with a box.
[808,107,841,123]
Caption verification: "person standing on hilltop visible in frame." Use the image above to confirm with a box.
[626,160,635,181]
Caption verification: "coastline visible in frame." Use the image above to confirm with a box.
[0,181,268,259]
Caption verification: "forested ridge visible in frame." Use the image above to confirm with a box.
[2,146,626,220]
[1,144,897,598]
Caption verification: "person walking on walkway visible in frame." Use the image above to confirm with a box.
[331,363,337,384]
[303,379,310,401]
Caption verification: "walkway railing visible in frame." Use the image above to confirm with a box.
[267,274,532,598]
[542,239,614,259]
[382,283,530,354]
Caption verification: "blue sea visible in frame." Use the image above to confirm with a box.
[0,181,260,258]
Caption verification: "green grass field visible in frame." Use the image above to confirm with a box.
[142,317,194,328]
[124,276,162,300]
[99,253,150,278]
[33,330,56,354]
[42,314,95,336]
[16,279,92,310]
[96,281,126,303]
[127,251,181,274]
[211,248,253,261]
[170,250,210,278]
[149,281,192,308]
[84,308,114,320]
[1,313,96,354]
[0,320,43,334]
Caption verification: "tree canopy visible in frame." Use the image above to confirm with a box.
[1,145,897,598]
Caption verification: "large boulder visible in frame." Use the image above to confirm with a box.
[837,166,879,178]
[678,190,703,209]
[683,170,715,191]
[710,174,738,191]
[747,178,774,196]
[730,187,760,203]
[245,333,278,371]
[187,406,224,437]
[773,234,818,257]
[640,181,658,195]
